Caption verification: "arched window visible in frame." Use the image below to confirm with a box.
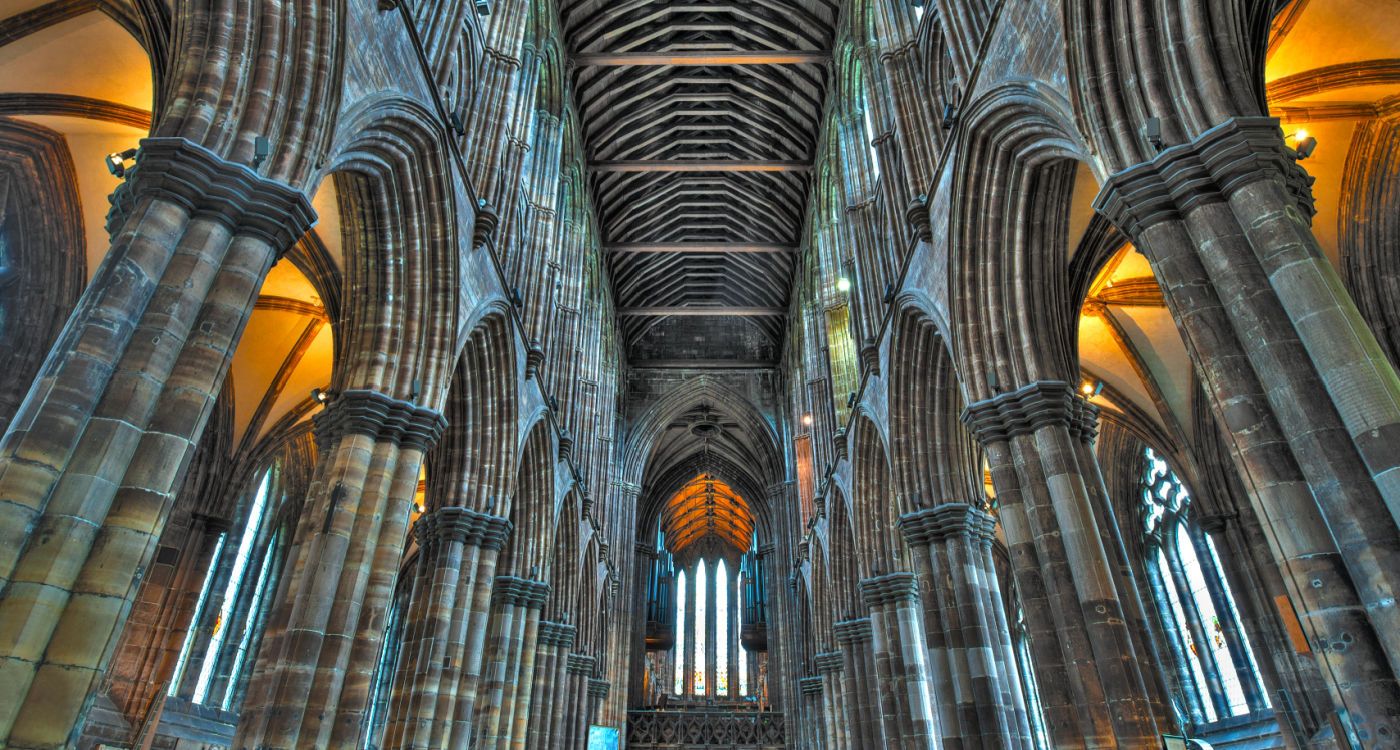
[670,555,747,698]
[1141,447,1269,724]
[674,569,687,695]
[861,95,880,181]
[693,561,707,694]
[737,571,748,697]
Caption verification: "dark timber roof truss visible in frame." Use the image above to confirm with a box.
[561,0,838,358]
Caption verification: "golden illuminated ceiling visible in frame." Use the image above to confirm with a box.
[660,474,755,555]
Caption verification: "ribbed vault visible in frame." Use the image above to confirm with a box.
[560,0,837,362]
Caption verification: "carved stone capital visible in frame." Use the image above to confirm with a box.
[558,429,574,462]
[538,620,578,648]
[1095,116,1315,238]
[899,502,997,547]
[858,572,919,607]
[859,340,880,378]
[525,342,545,379]
[492,576,551,609]
[799,676,824,696]
[813,652,844,674]
[634,542,657,559]
[587,678,611,700]
[833,427,848,462]
[107,137,316,251]
[567,652,597,675]
[313,389,448,451]
[833,617,873,645]
[423,506,513,550]
[961,380,1097,445]
[1196,512,1237,534]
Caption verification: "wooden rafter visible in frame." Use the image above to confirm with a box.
[574,50,828,66]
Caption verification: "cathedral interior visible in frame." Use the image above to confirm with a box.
[0,0,1398,748]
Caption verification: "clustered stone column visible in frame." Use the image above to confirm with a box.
[834,617,884,746]
[1097,117,1400,737]
[858,572,939,748]
[963,381,1159,747]
[798,675,825,748]
[382,506,511,748]
[475,575,550,749]
[564,652,598,748]
[237,389,446,748]
[525,619,577,748]
[0,136,315,747]
[813,652,848,749]
[900,503,1033,749]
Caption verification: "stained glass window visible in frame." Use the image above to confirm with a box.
[193,469,272,703]
[738,572,748,697]
[716,559,729,694]
[1142,446,1266,722]
[674,569,687,695]
[694,561,707,694]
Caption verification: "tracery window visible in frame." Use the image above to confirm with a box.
[1141,447,1269,724]
[671,556,743,698]
[168,465,289,708]
[737,571,748,697]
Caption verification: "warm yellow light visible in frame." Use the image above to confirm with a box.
[802,414,813,427]
[1081,382,1095,395]
[835,277,851,293]
[1293,129,1310,143]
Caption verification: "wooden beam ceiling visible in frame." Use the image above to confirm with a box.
[573,50,829,66]
[618,307,787,317]
[605,243,797,254]
[589,159,812,173]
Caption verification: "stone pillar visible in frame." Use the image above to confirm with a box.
[900,503,1033,749]
[382,507,511,749]
[107,512,227,719]
[474,576,549,750]
[235,390,445,748]
[539,623,578,750]
[799,676,825,749]
[585,678,610,742]
[0,137,314,747]
[1097,117,1400,735]
[964,381,1159,746]
[858,572,939,748]
[834,618,885,747]
[814,652,848,750]
[524,620,575,749]
[564,652,597,748]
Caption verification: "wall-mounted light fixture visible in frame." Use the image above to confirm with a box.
[105,148,138,177]
[835,277,852,293]
[1079,379,1104,398]
[1288,129,1318,160]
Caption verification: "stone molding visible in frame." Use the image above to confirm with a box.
[587,678,611,700]
[492,576,551,609]
[858,572,919,607]
[538,620,578,648]
[567,652,597,675]
[106,137,316,251]
[906,193,933,243]
[833,618,873,645]
[414,506,513,550]
[898,503,997,547]
[813,652,845,674]
[472,199,499,249]
[1094,116,1316,238]
[799,676,824,696]
[312,389,448,451]
[634,542,657,558]
[961,380,1097,445]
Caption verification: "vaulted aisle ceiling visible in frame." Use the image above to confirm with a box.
[559,0,837,364]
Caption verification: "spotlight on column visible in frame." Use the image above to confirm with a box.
[835,277,851,293]
[1290,129,1318,160]
[105,148,138,177]
[311,387,338,404]
[1143,117,1163,152]
[1079,379,1104,398]
[801,414,813,427]
[253,136,271,168]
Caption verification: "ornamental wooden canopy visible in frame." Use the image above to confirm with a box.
[560,0,838,362]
